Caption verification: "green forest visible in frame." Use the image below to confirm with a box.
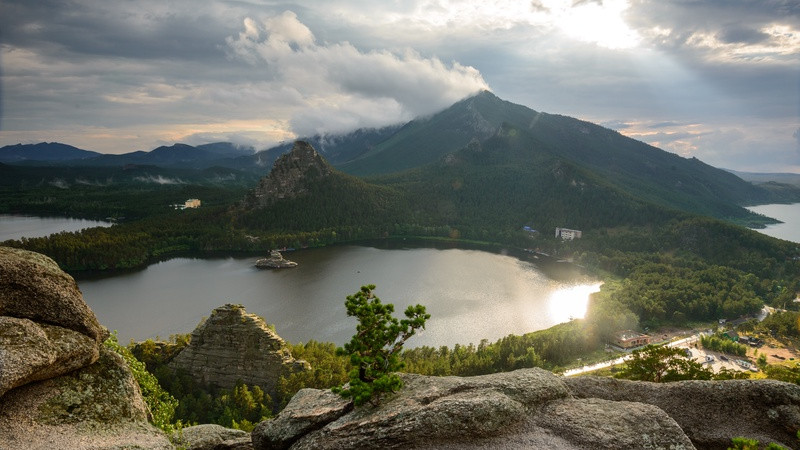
[2,128,800,435]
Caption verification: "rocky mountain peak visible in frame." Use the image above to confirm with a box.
[247,141,332,208]
[168,304,309,398]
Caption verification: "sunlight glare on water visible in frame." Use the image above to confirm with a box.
[547,282,603,323]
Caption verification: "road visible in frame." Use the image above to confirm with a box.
[562,333,756,377]
[563,307,772,377]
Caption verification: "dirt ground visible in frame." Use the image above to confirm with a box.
[756,342,800,365]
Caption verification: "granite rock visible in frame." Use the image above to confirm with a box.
[0,346,172,449]
[565,375,800,449]
[0,316,99,397]
[253,368,696,450]
[169,304,309,398]
[0,246,107,343]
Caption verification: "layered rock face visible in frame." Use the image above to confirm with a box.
[565,376,800,450]
[168,304,309,398]
[254,369,800,450]
[247,140,332,208]
[0,246,171,449]
[253,368,696,450]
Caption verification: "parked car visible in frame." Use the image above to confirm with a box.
[719,355,729,361]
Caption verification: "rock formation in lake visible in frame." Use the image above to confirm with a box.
[245,140,332,208]
[255,250,298,269]
[168,304,310,399]
[0,246,171,449]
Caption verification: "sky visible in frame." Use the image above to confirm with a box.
[1,0,798,173]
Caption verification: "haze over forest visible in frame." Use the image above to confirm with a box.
[1,0,799,173]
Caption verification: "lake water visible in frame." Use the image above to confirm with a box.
[78,245,600,348]
[746,203,800,243]
[0,214,111,242]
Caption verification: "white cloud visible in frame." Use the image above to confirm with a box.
[224,10,489,136]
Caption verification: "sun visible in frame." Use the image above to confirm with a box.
[553,0,641,49]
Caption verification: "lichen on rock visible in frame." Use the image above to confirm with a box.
[252,368,696,450]
[0,317,99,397]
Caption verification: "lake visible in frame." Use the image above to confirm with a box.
[78,245,600,348]
[746,203,800,243]
[0,214,111,242]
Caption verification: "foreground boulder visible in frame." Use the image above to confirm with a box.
[565,376,800,449]
[0,346,172,449]
[172,424,252,450]
[0,317,98,397]
[0,246,170,449]
[253,368,695,449]
[169,304,309,399]
[0,246,107,343]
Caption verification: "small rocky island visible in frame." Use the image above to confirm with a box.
[255,250,297,269]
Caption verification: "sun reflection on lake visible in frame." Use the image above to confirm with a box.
[547,283,603,323]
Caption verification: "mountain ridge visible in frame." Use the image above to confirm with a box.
[4,92,799,225]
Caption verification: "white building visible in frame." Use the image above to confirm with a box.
[555,227,582,240]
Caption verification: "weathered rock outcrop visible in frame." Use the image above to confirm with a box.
[0,246,171,449]
[252,368,695,450]
[246,141,332,208]
[255,250,297,269]
[0,316,98,397]
[169,304,309,398]
[0,246,108,343]
[172,424,252,450]
[0,345,172,449]
[565,376,800,450]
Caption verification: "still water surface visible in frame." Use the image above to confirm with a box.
[746,203,800,243]
[79,245,600,348]
[0,214,111,241]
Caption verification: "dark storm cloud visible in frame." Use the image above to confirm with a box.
[717,26,770,45]
[648,121,689,129]
[628,0,800,50]
[0,0,237,62]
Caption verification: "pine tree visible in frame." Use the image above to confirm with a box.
[334,285,430,406]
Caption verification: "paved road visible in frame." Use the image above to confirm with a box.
[562,333,757,377]
[563,307,771,377]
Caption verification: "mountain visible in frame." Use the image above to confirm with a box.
[329,91,799,223]
[1,141,254,169]
[0,142,102,163]
[77,142,255,168]
[237,141,408,232]
[5,93,798,225]
[195,142,254,158]
[338,92,535,175]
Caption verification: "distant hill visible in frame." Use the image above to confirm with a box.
[726,169,800,187]
[0,163,259,188]
[0,142,254,169]
[0,143,102,163]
